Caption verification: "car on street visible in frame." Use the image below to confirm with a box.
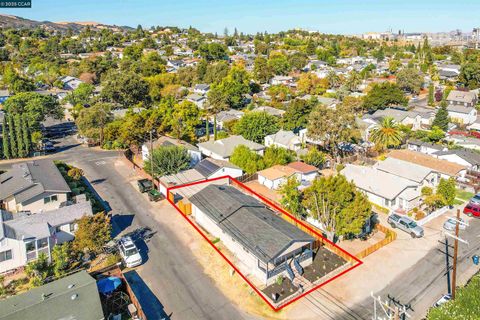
[463,203,480,217]
[469,193,480,205]
[387,213,424,238]
[118,236,142,268]
[443,217,467,231]
[433,294,451,307]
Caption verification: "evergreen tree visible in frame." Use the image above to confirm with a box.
[428,84,434,106]
[14,114,25,158]
[432,101,449,132]
[22,113,30,156]
[1,120,9,159]
[7,115,17,158]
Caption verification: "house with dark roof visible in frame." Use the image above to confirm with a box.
[432,149,480,171]
[0,200,92,274]
[190,185,314,285]
[0,160,71,213]
[0,270,104,320]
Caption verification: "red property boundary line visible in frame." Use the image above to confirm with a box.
[166,175,363,311]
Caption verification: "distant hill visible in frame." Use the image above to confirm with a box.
[0,14,133,32]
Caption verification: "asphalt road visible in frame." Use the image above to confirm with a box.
[0,136,254,320]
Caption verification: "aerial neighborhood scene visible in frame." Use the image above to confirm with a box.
[1,1,480,319]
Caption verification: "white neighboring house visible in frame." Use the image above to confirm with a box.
[58,76,84,91]
[341,164,421,212]
[264,130,302,152]
[193,84,210,95]
[407,139,447,155]
[445,134,480,151]
[186,93,206,109]
[446,90,478,125]
[0,160,71,213]
[158,158,243,196]
[374,157,441,188]
[0,200,92,274]
[141,136,202,167]
[258,165,298,190]
[197,135,265,160]
[190,185,315,286]
[269,75,294,86]
[432,149,480,171]
[216,109,244,129]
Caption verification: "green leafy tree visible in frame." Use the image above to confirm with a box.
[281,98,314,131]
[396,68,423,94]
[362,83,408,111]
[22,113,31,156]
[101,70,150,107]
[144,145,191,177]
[459,62,480,89]
[229,145,264,174]
[76,102,113,144]
[73,213,111,255]
[51,243,72,277]
[263,146,295,168]
[303,175,372,241]
[432,102,449,132]
[198,43,227,61]
[427,126,446,142]
[234,111,279,143]
[267,51,290,75]
[168,100,202,142]
[7,115,17,158]
[301,148,326,168]
[2,119,9,159]
[253,56,271,83]
[14,114,25,158]
[428,84,435,106]
[25,252,50,287]
[64,83,94,108]
[437,178,456,207]
[279,176,304,220]
[369,117,405,150]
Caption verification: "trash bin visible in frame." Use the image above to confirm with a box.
[473,255,479,265]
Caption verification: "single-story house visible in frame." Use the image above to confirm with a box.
[264,130,302,152]
[190,185,315,285]
[198,135,265,160]
[341,164,421,211]
[251,106,286,117]
[375,157,440,187]
[406,139,447,155]
[216,109,244,129]
[432,149,480,171]
[0,160,71,213]
[158,158,243,195]
[194,84,210,95]
[186,93,206,109]
[287,162,318,186]
[0,200,92,274]
[388,149,467,180]
[58,76,84,91]
[258,165,299,190]
[445,134,480,151]
[141,136,201,167]
[0,270,104,320]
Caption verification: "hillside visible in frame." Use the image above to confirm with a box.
[0,14,132,32]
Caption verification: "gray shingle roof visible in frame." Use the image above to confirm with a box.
[190,185,314,263]
[0,160,71,203]
[0,270,104,320]
[447,90,477,104]
[1,201,92,240]
[434,149,480,166]
[198,135,265,158]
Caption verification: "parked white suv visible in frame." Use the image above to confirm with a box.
[118,236,142,268]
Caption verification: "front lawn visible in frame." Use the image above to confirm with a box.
[455,189,474,202]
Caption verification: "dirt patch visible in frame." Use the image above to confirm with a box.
[303,247,347,283]
[261,277,299,304]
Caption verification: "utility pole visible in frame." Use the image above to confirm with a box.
[451,209,460,299]
[150,130,155,187]
[443,209,469,300]
[371,293,411,320]
[445,237,452,295]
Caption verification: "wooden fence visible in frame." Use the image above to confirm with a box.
[355,224,397,259]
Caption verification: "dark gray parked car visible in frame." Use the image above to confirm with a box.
[387,213,424,238]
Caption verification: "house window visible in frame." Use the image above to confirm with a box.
[69,223,76,232]
[25,241,35,252]
[0,250,12,262]
[37,238,48,249]
[43,195,59,204]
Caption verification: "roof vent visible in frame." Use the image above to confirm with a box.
[71,293,78,300]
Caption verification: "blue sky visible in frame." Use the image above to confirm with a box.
[1,0,479,34]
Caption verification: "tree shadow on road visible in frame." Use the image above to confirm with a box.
[111,214,135,238]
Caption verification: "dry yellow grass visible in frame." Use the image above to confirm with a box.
[191,236,291,319]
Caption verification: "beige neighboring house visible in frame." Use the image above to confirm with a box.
[264,130,302,152]
[0,200,92,274]
[0,160,71,213]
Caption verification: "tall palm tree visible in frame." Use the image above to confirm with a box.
[369,116,405,150]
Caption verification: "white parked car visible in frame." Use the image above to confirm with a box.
[118,236,142,268]
[433,294,451,307]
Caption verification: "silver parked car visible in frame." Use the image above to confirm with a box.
[470,193,480,205]
[387,213,424,238]
[443,217,467,231]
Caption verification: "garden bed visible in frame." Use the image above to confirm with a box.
[261,277,299,303]
[303,246,347,283]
